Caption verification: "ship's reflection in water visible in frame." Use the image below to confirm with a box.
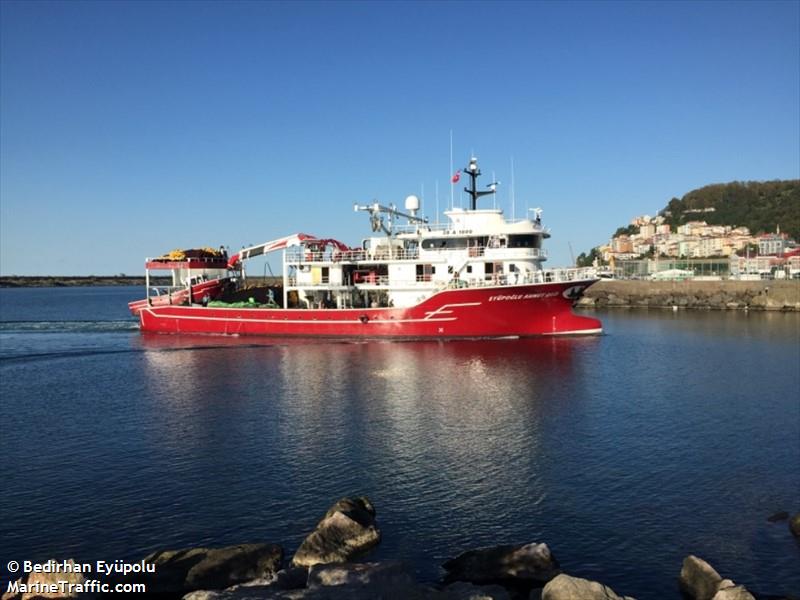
[137,334,600,567]
[132,321,799,598]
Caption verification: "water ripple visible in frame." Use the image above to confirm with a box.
[0,319,139,333]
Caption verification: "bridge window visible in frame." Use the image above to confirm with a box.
[508,234,541,248]
[421,237,468,250]
[416,264,433,282]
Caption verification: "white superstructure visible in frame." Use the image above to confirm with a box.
[276,158,592,311]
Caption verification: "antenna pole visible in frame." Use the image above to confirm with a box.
[511,156,516,220]
[435,180,439,225]
[449,130,454,210]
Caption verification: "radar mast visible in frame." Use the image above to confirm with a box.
[464,157,496,210]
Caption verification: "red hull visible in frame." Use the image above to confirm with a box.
[129,279,227,316]
[138,281,602,338]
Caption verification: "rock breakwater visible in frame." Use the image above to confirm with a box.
[4,498,798,600]
[577,280,800,311]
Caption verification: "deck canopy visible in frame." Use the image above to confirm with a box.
[146,247,229,271]
[145,258,229,270]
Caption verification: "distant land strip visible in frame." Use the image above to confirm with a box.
[0,276,171,287]
[0,276,282,288]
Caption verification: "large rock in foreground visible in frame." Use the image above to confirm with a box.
[442,542,560,587]
[438,581,510,599]
[291,496,380,567]
[679,556,755,600]
[540,574,635,600]
[112,543,282,595]
[306,560,430,598]
[680,555,723,600]
[711,584,756,600]
[184,561,431,599]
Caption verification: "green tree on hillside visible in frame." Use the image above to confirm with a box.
[576,247,603,267]
[665,180,799,238]
[613,224,639,237]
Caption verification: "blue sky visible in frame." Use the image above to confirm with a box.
[1,0,798,275]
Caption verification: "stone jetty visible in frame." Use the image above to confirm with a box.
[576,280,800,311]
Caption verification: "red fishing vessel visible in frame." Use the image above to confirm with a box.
[136,157,602,338]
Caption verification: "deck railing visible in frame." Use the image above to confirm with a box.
[286,267,596,289]
[393,221,550,235]
[147,285,185,297]
[285,245,548,263]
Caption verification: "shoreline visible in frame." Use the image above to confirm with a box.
[0,276,168,288]
[4,496,798,600]
[0,276,283,288]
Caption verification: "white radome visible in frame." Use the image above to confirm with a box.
[405,195,420,212]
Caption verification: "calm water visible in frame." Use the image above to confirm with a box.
[1,286,798,599]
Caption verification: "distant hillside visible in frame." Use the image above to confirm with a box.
[577,179,799,266]
[661,180,800,240]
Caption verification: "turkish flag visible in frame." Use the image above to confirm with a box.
[451,170,460,183]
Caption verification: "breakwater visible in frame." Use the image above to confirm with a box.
[577,280,800,311]
[6,496,798,600]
